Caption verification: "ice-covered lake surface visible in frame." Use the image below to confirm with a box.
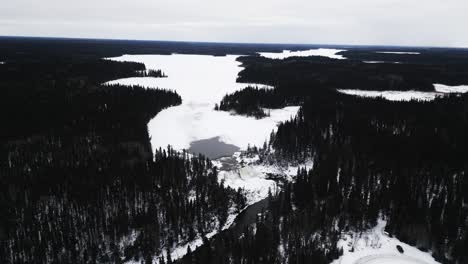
[106,53,299,153]
[188,136,240,159]
[338,84,468,102]
[259,48,346,60]
[376,51,421,55]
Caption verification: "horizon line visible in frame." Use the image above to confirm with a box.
[1,35,467,50]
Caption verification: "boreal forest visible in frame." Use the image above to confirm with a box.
[0,37,467,264]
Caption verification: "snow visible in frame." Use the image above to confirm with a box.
[337,83,468,102]
[105,54,274,105]
[148,104,299,153]
[331,218,440,264]
[337,89,439,102]
[363,61,401,64]
[376,51,420,55]
[259,48,346,60]
[433,83,468,93]
[219,165,277,204]
[106,54,299,153]
[215,152,314,204]
[363,61,386,64]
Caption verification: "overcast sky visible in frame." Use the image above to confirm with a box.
[1,0,467,47]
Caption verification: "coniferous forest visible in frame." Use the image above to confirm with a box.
[208,53,468,264]
[1,37,468,264]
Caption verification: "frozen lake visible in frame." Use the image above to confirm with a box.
[106,52,303,154]
[259,48,346,60]
[188,137,240,159]
[338,84,468,102]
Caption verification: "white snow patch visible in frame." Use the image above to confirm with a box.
[434,83,468,94]
[337,89,440,102]
[331,219,440,264]
[259,48,346,60]
[106,54,299,153]
[376,51,421,55]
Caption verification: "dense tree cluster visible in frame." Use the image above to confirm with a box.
[216,86,287,118]
[236,55,468,92]
[139,69,167,78]
[178,190,343,264]
[270,91,468,263]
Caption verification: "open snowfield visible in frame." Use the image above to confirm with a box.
[259,48,346,60]
[331,219,440,264]
[106,54,299,153]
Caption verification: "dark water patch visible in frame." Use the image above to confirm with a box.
[188,137,240,159]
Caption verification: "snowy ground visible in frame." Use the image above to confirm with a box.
[259,48,346,60]
[331,219,440,264]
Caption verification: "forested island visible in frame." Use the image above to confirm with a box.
[1,37,467,264]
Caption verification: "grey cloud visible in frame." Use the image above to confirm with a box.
[1,0,467,47]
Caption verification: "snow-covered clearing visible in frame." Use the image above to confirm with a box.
[259,48,346,60]
[331,219,440,264]
[105,54,299,153]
